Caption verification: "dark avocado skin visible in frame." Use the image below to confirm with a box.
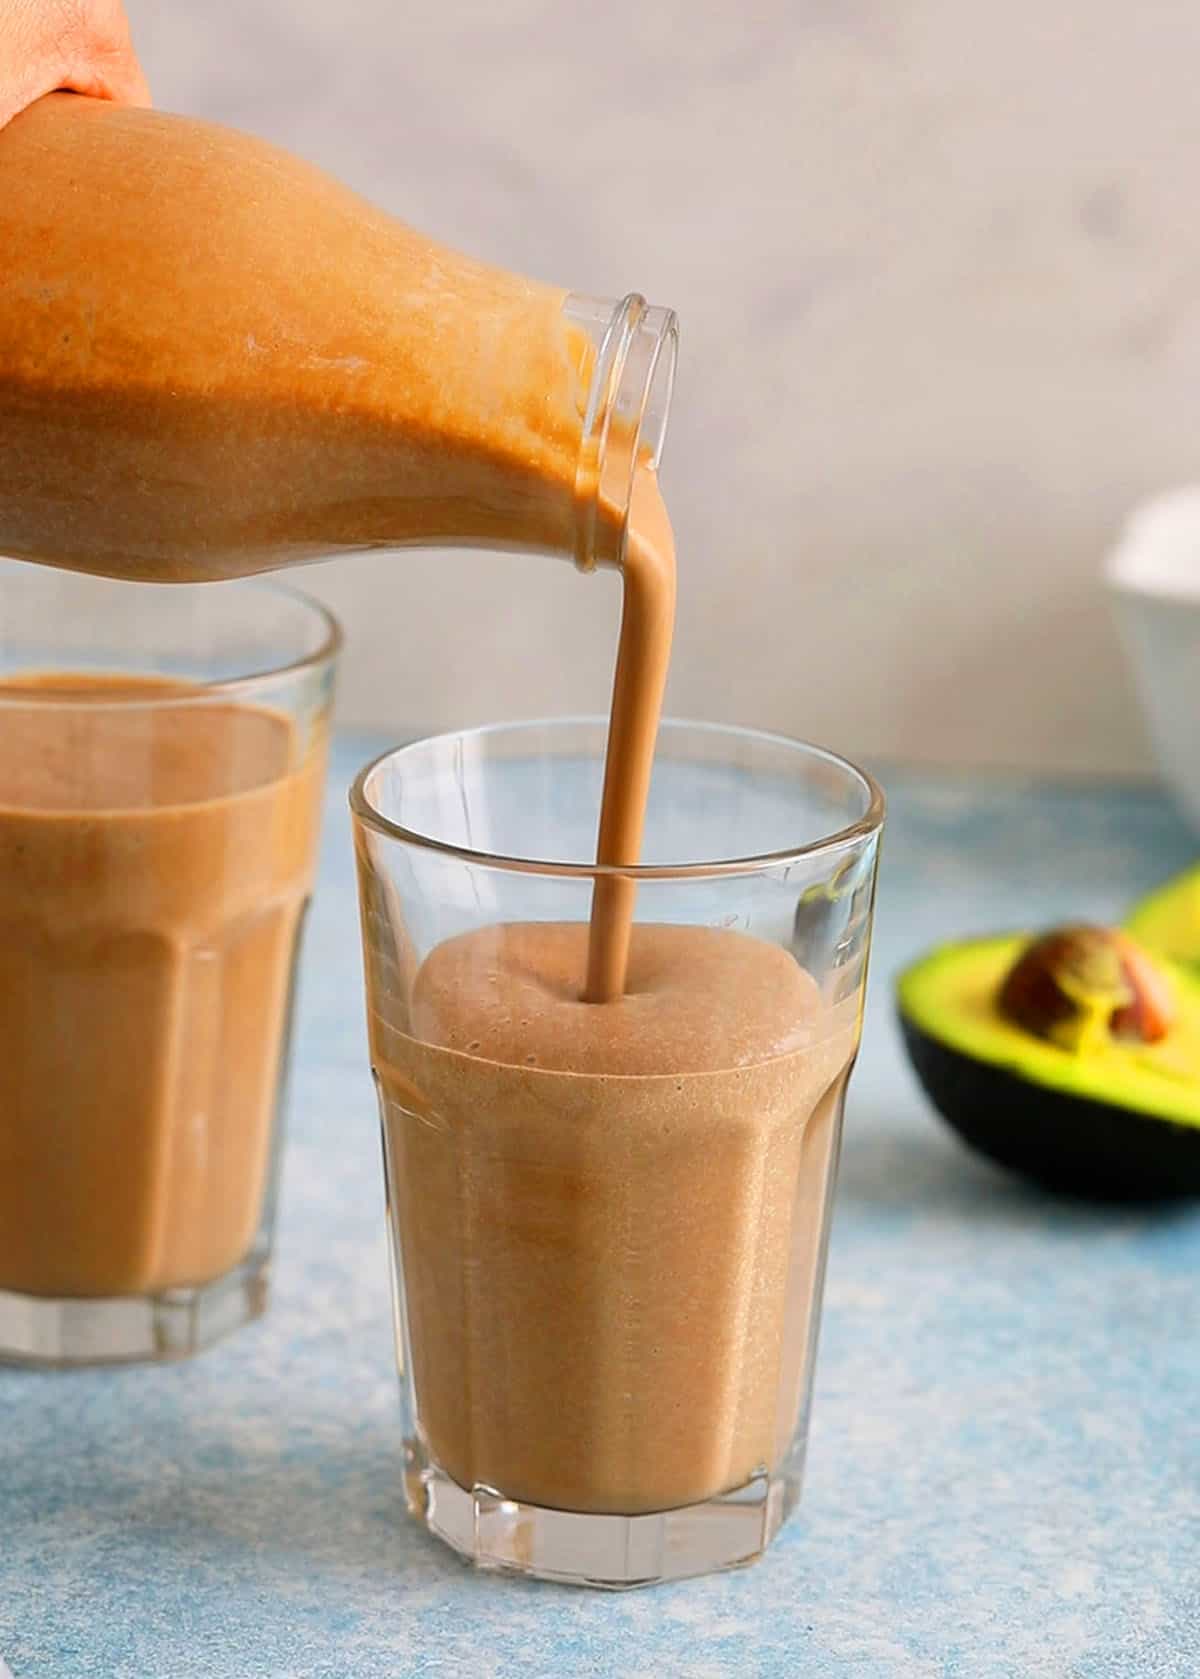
[900,1013,1200,1201]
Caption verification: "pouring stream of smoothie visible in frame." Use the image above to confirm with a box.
[585,471,676,1001]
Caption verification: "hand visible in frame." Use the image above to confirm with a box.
[1,0,150,130]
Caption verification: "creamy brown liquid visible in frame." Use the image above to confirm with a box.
[0,675,325,1298]
[585,473,676,1001]
[372,923,857,1514]
[369,468,858,1515]
[0,95,587,581]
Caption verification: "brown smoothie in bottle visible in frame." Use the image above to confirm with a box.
[0,95,590,581]
[0,675,325,1298]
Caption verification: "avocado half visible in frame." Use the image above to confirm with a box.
[897,934,1200,1199]
[1127,863,1200,969]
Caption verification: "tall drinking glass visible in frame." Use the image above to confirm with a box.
[0,563,340,1365]
[352,719,883,1588]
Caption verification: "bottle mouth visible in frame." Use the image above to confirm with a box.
[564,293,679,571]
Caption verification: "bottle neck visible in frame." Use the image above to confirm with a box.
[564,293,678,572]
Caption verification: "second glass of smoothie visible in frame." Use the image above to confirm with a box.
[352,718,883,1587]
[0,563,339,1365]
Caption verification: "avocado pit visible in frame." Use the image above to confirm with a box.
[997,924,1175,1051]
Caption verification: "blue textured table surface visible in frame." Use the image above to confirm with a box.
[3,737,1199,1679]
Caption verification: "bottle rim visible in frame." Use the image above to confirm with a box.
[565,293,679,572]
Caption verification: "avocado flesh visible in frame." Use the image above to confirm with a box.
[1126,864,1200,969]
[897,934,1200,1198]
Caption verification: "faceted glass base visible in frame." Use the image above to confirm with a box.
[404,1438,802,1590]
[0,1251,270,1366]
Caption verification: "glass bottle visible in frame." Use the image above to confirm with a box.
[0,96,677,581]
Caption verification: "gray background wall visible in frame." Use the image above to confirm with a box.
[125,0,1200,771]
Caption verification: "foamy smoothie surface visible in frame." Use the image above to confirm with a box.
[410,921,826,1075]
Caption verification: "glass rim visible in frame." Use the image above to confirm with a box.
[349,716,885,881]
[0,573,343,708]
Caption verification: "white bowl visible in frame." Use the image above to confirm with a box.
[1107,488,1200,831]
